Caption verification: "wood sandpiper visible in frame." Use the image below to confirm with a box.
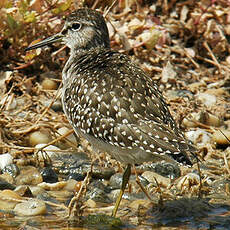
[25,8,197,217]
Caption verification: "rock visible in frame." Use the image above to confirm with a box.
[14,199,46,216]
[41,167,58,183]
[38,181,67,191]
[41,99,63,112]
[141,171,170,188]
[86,187,112,203]
[198,111,222,127]
[0,173,14,185]
[16,166,43,185]
[41,78,58,90]
[67,172,85,181]
[85,199,97,208]
[137,162,181,179]
[34,144,61,161]
[177,173,200,191]
[109,173,136,189]
[185,129,212,146]
[196,93,217,107]
[56,151,91,175]
[86,180,111,203]
[188,81,206,92]
[29,130,52,146]
[57,127,77,144]
[29,186,46,197]
[213,130,230,146]
[92,166,116,180]
[0,178,15,190]
[2,163,20,177]
[63,179,78,192]
[182,111,222,128]
[0,95,17,110]
[14,185,33,197]
[182,114,198,128]
[0,190,23,210]
[128,199,151,211]
[0,153,13,170]
[161,61,177,83]
[165,89,194,100]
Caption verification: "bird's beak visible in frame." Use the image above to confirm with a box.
[25,33,63,51]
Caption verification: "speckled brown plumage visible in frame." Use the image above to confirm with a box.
[63,47,195,165]
[26,8,197,217]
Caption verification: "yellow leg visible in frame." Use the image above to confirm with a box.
[111,164,131,217]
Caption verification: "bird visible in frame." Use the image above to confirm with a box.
[25,8,197,217]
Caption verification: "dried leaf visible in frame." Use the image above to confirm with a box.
[6,14,18,30]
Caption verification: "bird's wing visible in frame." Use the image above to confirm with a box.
[63,50,196,165]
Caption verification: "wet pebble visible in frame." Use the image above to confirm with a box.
[128,199,152,212]
[48,190,72,202]
[137,162,181,179]
[0,95,17,110]
[185,129,212,146]
[205,88,227,96]
[182,113,198,128]
[16,166,43,185]
[29,186,46,197]
[0,153,13,170]
[41,78,58,90]
[67,172,85,181]
[37,191,60,204]
[86,180,111,203]
[86,187,112,203]
[88,180,111,194]
[165,89,194,100]
[41,99,63,112]
[196,93,217,107]
[0,177,15,190]
[2,163,20,177]
[109,188,145,203]
[182,111,221,128]
[14,199,46,216]
[0,173,14,184]
[92,166,116,180]
[57,127,78,144]
[177,173,200,191]
[188,81,206,91]
[85,198,97,208]
[34,144,61,161]
[109,173,136,189]
[41,167,58,183]
[109,173,122,189]
[161,61,177,83]
[141,171,170,188]
[154,162,181,179]
[56,151,90,175]
[38,181,67,191]
[14,185,33,197]
[0,190,23,210]
[198,111,222,127]
[213,130,230,146]
[63,179,78,192]
[29,130,52,146]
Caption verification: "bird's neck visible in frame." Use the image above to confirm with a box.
[62,46,111,86]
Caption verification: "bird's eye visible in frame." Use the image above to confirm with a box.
[71,23,81,31]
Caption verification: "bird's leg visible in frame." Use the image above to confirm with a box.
[111,164,131,217]
[133,166,154,202]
